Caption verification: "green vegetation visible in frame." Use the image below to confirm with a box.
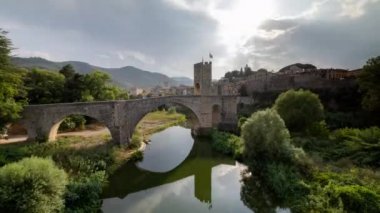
[274,89,324,134]
[136,109,186,136]
[64,171,106,213]
[211,130,243,160]
[238,90,380,212]
[0,29,27,129]
[59,115,86,132]
[0,108,187,212]
[130,150,144,162]
[24,68,65,104]
[358,56,380,112]
[0,157,68,213]
[0,31,129,133]
[0,136,140,212]
[294,127,380,168]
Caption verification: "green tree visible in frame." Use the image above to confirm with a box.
[82,70,129,101]
[59,64,76,79]
[24,69,65,104]
[0,29,12,68]
[0,157,68,213]
[0,68,27,129]
[0,29,27,129]
[274,89,324,133]
[241,109,293,167]
[62,72,86,102]
[358,56,380,112]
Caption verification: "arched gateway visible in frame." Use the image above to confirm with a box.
[19,95,238,145]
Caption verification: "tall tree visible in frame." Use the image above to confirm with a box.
[0,29,27,129]
[358,56,380,112]
[0,29,12,69]
[24,69,65,104]
[274,89,324,133]
[79,70,128,101]
[59,64,75,79]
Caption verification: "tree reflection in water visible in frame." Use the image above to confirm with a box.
[240,170,291,213]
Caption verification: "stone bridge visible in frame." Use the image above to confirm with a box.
[19,96,238,145]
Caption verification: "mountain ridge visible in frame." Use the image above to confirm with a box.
[11,57,193,88]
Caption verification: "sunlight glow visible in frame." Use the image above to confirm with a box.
[208,0,275,56]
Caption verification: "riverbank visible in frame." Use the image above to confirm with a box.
[136,110,186,140]
[0,109,187,212]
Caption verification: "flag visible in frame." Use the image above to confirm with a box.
[209,53,213,59]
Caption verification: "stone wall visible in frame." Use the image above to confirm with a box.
[20,96,238,145]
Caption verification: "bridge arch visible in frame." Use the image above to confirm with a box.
[47,113,113,142]
[126,99,202,141]
[20,96,238,145]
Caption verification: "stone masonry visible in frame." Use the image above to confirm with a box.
[19,60,238,145]
[20,96,238,145]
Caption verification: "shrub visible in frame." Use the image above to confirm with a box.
[59,115,86,131]
[211,130,244,160]
[130,150,144,162]
[64,171,106,213]
[129,131,142,149]
[307,171,380,212]
[0,157,68,213]
[306,121,330,139]
[241,108,296,167]
[274,89,324,134]
[238,116,247,132]
[328,127,380,167]
[265,162,309,201]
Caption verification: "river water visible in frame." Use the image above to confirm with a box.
[101,126,288,213]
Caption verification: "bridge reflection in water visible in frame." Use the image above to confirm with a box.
[102,136,235,205]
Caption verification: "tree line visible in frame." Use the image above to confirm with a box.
[0,29,128,131]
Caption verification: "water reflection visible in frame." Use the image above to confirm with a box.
[102,126,252,213]
[137,126,194,172]
[240,175,291,213]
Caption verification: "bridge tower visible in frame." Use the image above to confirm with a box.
[194,61,212,95]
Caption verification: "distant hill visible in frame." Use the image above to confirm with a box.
[170,77,193,86]
[11,57,191,88]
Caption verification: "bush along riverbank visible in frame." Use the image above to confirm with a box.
[0,109,187,212]
[210,89,380,212]
[0,135,138,212]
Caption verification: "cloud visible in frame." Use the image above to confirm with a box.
[116,50,156,65]
[234,0,380,71]
[338,0,380,18]
[13,49,53,60]
[1,0,380,78]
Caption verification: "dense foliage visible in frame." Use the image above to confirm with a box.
[240,109,310,210]
[0,157,68,213]
[64,171,106,213]
[0,29,27,129]
[0,137,120,212]
[240,108,380,212]
[59,115,86,131]
[358,56,380,112]
[24,69,65,104]
[0,29,11,68]
[0,68,26,129]
[211,130,243,160]
[274,89,324,134]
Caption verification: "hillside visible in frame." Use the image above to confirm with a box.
[170,77,193,86]
[11,57,192,88]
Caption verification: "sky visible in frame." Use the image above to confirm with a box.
[1,0,379,79]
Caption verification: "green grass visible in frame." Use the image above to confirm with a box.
[136,110,186,136]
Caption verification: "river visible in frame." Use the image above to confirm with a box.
[101,126,288,213]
